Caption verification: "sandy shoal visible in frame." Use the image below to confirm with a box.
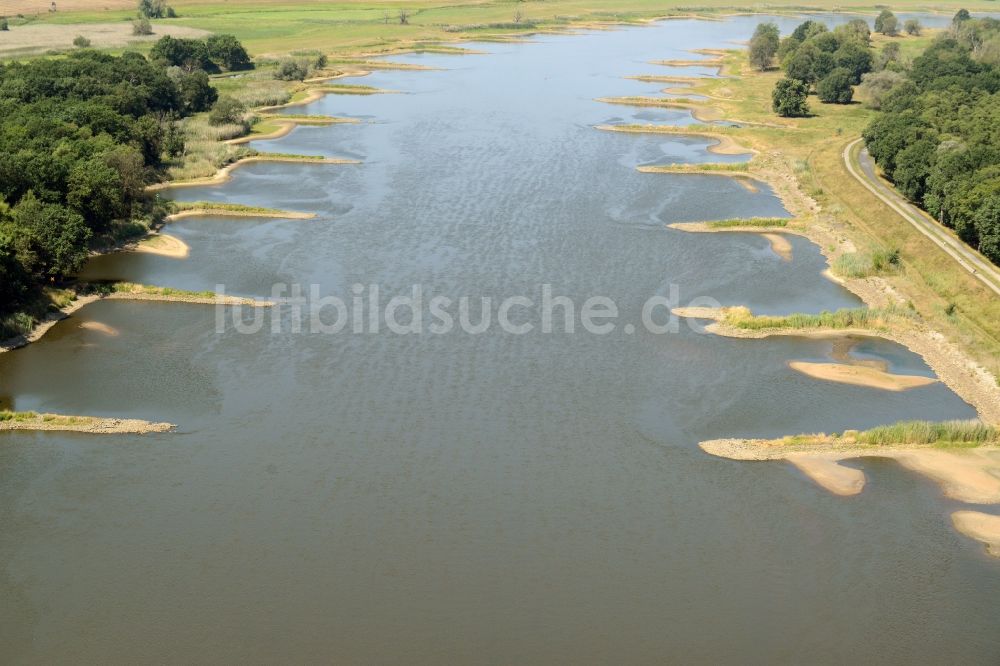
[788,361,937,392]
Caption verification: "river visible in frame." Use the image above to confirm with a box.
[2,12,999,663]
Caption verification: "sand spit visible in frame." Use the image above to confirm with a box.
[595,124,753,155]
[700,438,1000,503]
[148,155,359,192]
[105,284,274,307]
[670,224,796,259]
[596,96,723,122]
[952,511,1000,557]
[0,413,174,435]
[165,207,315,222]
[227,116,359,145]
[788,361,937,391]
[762,233,792,261]
[127,233,189,259]
[785,453,866,496]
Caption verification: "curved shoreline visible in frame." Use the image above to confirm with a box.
[672,306,1000,423]
[148,155,359,192]
[594,124,753,155]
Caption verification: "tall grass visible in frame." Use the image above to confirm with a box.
[833,247,901,279]
[724,306,907,331]
[0,312,36,340]
[706,217,787,228]
[856,420,999,447]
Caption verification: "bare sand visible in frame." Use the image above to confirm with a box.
[0,22,209,57]
[595,124,754,156]
[0,413,173,434]
[78,321,119,337]
[669,223,796,259]
[952,511,1000,557]
[129,234,189,259]
[761,232,792,261]
[785,453,866,496]
[788,361,938,392]
[701,438,1000,503]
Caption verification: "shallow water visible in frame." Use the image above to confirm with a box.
[4,14,1000,664]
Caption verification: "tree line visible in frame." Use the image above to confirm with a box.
[0,35,252,318]
[863,12,1000,265]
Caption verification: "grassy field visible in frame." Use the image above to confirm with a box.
[4,0,998,56]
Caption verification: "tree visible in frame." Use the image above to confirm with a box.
[72,35,91,48]
[138,0,171,19]
[149,35,214,72]
[817,68,855,103]
[206,34,252,71]
[834,41,874,84]
[748,22,780,71]
[0,17,8,31]
[874,9,895,34]
[208,96,245,126]
[9,192,91,279]
[841,18,871,44]
[772,77,810,116]
[954,9,972,26]
[881,15,899,37]
[904,19,921,36]
[876,42,901,70]
[858,70,906,108]
[785,44,817,83]
[171,68,217,112]
[975,195,1000,264]
[132,17,152,35]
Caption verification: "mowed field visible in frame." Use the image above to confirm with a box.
[2,0,997,55]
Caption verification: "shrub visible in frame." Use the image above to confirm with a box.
[72,35,91,48]
[904,19,921,36]
[132,17,152,35]
[208,96,246,126]
[0,17,8,31]
[275,59,308,81]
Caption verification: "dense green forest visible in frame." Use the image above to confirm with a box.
[0,36,251,333]
[864,13,1000,265]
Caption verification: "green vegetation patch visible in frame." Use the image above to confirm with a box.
[723,305,909,331]
[706,217,788,228]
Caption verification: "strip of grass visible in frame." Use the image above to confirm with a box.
[103,282,216,299]
[706,217,787,228]
[723,306,909,331]
[856,420,999,447]
[173,201,294,215]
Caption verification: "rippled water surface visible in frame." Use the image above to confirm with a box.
[4,14,1000,664]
